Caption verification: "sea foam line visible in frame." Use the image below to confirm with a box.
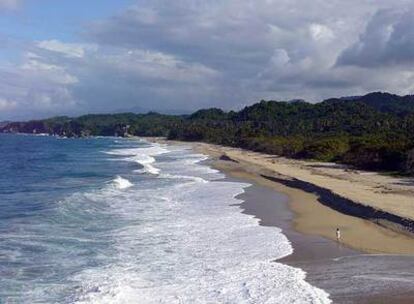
[112,176,133,190]
[105,143,169,175]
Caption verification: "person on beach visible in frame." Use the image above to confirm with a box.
[336,228,341,241]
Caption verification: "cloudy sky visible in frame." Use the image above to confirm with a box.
[1,0,414,120]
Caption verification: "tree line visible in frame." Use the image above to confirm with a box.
[1,92,414,175]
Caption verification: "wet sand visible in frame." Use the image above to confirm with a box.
[232,172,414,303]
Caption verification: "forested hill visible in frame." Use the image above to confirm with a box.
[325,92,414,115]
[1,92,414,174]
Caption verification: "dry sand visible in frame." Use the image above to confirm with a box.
[197,143,414,220]
[237,182,414,304]
[146,138,414,254]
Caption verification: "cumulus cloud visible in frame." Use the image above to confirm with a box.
[0,38,222,119]
[86,0,413,103]
[0,48,80,119]
[69,46,223,113]
[337,7,414,67]
[1,0,414,120]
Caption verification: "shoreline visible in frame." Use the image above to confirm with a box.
[144,137,414,254]
[206,148,414,303]
[143,137,414,302]
[194,141,414,254]
[234,180,414,303]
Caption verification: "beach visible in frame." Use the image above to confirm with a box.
[237,182,414,303]
[188,141,414,254]
[145,137,414,302]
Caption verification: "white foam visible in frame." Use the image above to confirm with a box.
[105,145,168,157]
[106,143,169,175]
[72,141,331,303]
[132,154,160,175]
[159,173,208,184]
[112,176,133,190]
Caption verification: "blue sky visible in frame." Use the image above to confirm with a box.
[0,0,134,56]
[1,0,414,120]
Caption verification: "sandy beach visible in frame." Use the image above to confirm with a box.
[146,137,414,254]
[192,141,414,254]
[144,138,414,302]
[237,181,414,303]
[199,141,414,303]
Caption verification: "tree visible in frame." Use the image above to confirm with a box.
[406,149,414,174]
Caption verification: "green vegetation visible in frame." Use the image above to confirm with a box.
[2,92,414,174]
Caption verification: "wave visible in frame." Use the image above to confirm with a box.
[68,151,330,304]
[159,173,208,184]
[71,180,330,304]
[132,154,161,175]
[10,138,330,303]
[112,176,133,189]
[105,143,169,175]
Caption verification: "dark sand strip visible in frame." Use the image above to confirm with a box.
[261,174,414,234]
[232,176,414,304]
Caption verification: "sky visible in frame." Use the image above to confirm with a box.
[1,0,414,120]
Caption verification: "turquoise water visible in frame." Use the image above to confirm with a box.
[0,134,330,303]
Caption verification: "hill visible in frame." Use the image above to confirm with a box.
[326,92,414,116]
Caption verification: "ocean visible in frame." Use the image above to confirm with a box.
[0,134,330,303]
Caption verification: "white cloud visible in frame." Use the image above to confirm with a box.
[309,24,334,42]
[88,0,388,103]
[270,49,290,67]
[21,58,79,85]
[102,49,219,82]
[2,0,414,119]
[36,40,94,58]
[0,48,80,119]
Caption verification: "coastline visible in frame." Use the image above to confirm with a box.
[236,182,414,303]
[145,137,414,254]
[143,137,414,302]
[199,142,414,303]
[194,141,414,254]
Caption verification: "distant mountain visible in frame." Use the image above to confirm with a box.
[338,96,362,101]
[325,92,414,115]
[358,92,414,115]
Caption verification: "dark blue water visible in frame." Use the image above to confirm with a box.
[0,134,143,302]
[0,134,127,211]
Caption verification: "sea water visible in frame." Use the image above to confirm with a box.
[0,134,330,303]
